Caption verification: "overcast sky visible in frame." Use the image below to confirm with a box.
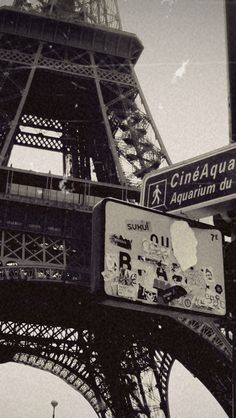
[5,0,230,417]
[119,0,229,164]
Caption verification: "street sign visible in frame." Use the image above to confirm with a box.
[141,144,236,218]
[91,199,226,316]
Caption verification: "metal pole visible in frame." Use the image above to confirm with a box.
[232,324,236,418]
[51,400,58,418]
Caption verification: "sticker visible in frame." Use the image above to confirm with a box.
[110,234,132,250]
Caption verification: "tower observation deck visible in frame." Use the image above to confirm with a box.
[0,0,170,188]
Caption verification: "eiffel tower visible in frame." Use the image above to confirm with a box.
[0,1,232,417]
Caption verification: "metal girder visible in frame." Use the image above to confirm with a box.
[0,47,137,86]
[15,130,63,152]
[6,322,110,416]
[0,303,232,417]
[0,8,143,63]
[0,318,171,418]
[0,32,168,184]
[0,43,43,165]
[177,317,232,360]
[90,51,125,184]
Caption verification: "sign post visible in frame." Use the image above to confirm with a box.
[141,144,236,413]
[92,199,226,317]
[141,144,236,218]
[232,324,236,418]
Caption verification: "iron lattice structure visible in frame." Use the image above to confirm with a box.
[0,1,232,417]
[0,283,233,418]
[0,0,170,186]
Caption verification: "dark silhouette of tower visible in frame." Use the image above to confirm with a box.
[0,0,170,185]
[0,1,232,417]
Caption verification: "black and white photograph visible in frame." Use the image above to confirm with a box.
[0,0,232,417]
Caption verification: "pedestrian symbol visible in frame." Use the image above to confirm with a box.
[151,184,162,205]
[148,179,167,209]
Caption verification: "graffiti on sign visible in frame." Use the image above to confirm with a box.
[100,200,225,316]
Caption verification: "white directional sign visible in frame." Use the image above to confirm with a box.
[92,199,226,316]
[141,144,236,218]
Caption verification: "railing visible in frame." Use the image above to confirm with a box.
[1,166,139,210]
[8,182,102,210]
[6,181,139,210]
[0,0,121,29]
[0,264,90,285]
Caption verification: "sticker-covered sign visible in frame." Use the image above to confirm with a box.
[99,199,225,316]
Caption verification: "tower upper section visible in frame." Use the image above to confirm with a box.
[0,0,170,186]
[1,0,121,29]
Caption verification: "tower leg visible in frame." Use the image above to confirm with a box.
[0,43,43,166]
[232,324,236,418]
